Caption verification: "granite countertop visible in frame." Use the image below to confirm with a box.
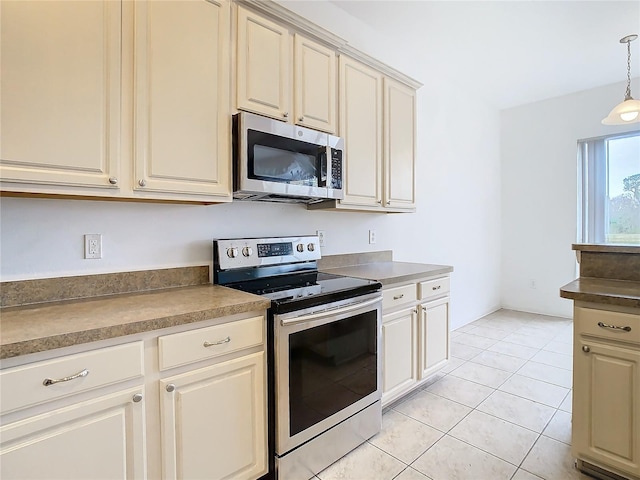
[572,244,640,254]
[321,261,453,285]
[560,278,640,309]
[0,285,270,359]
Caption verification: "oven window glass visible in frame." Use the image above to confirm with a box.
[288,310,378,436]
[248,130,322,187]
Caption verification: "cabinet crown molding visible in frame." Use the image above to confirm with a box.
[236,0,423,90]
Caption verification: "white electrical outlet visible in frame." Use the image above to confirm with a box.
[84,234,102,259]
[317,230,326,247]
[368,229,376,244]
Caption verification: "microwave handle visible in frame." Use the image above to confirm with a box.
[318,148,328,187]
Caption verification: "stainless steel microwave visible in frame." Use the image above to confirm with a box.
[232,112,344,204]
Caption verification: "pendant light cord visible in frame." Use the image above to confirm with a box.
[625,39,632,101]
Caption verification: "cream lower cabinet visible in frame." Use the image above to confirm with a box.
[420,296,450,379]
[160,353,267,480]
[572,306,640,480]
[1,0,232,203]
[0,388,147,480]
[0,342,147,479]
[382,308,419,402]
[0,312,268,480]
[157,314,267,480]
[381,275,450,406]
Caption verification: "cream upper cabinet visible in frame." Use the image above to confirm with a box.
[384,78,416,210]
[572,307,640,479]
[0,0,121,190]
[338,56,383,208]
[294,34,337,133]
[133,0,231,200]
[236,9,337,134]
[1,0,232,203]
[310,56,417,213]
[236,6,290,121]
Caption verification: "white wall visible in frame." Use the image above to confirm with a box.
[501,79,640,318]
[0,1,503,329]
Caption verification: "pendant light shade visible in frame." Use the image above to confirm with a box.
[602,34,640,125]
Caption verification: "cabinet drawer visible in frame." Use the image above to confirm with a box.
[576,307,640,345]
[158,316,264,370]
[383,284,417,311]
[418,276,450,301]
[0,341,144,415]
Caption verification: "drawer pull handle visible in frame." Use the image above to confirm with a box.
[204,336,231,347]
[432,285,441,290]
[393,294,404,300]
[597,321,631,332]
[43,369,89,386]
[582,345,590,353]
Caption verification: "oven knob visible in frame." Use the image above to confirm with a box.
[242,246,253,257]
[307,243,315,252]
[296,244,305,253]
[226,247,239,258]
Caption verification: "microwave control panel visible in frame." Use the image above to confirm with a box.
[330,149,343,190]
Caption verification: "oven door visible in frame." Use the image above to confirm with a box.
[273,293,382,455]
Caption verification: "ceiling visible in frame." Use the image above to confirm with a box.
[325,0,640,109]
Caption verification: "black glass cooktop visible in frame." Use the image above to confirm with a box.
[226,272,381,314]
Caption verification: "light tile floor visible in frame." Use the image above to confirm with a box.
[315,309,591,480]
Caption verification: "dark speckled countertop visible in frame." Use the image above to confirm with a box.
[560,244,640,309]
[0,268,269,359]
[321,261,453,285]
[560,278,640,308]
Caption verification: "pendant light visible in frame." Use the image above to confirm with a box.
[602,34,640,125]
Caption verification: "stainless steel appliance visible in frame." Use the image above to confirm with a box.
[232,112,344,204]
[213,236,382,480]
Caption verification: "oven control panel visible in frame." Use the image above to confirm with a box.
[215,236,321,270]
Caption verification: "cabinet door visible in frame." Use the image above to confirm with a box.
[383,78,416,210]
[339,56,383,208]
[237,6,290,121]
[133,0,231,200]
[294,34,336,133]
[160,352,267,480]
[0,0,121,191]
[573,339,640,477]
[420,297,450,378]
[382,308,418,406]
[0,387,146,480]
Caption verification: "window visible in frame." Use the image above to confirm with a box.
[578,132,640,244]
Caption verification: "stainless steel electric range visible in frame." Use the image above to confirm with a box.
[213,235,383,480]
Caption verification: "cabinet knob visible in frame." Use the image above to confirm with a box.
[132,393,143,403]
[283,112,289,118]
[108,177,118,185]
[138,179,147,187]
[298,116,304,122]
[582,345,590,353]
[166,384,176,393]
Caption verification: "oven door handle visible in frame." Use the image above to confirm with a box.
[280,296,381,326]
